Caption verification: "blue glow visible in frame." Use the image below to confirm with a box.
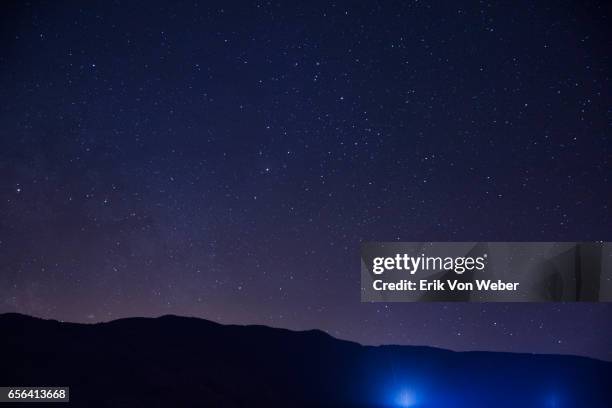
[545,394,561,408]
[394,388,417,407]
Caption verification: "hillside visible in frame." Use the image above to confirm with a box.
[1,313,610,407]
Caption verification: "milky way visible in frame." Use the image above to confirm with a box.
[1,1,610,360]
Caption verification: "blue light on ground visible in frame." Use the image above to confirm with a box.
[377,380,569,407]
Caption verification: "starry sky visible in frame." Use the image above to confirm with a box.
[1,1,611,360]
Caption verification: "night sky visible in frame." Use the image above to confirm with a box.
[1,1,611,361]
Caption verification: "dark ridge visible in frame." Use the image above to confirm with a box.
[2,313,611,407]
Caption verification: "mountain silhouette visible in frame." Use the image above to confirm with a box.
[1,313,610,407]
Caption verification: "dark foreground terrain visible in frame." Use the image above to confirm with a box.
[1,313,610,407]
